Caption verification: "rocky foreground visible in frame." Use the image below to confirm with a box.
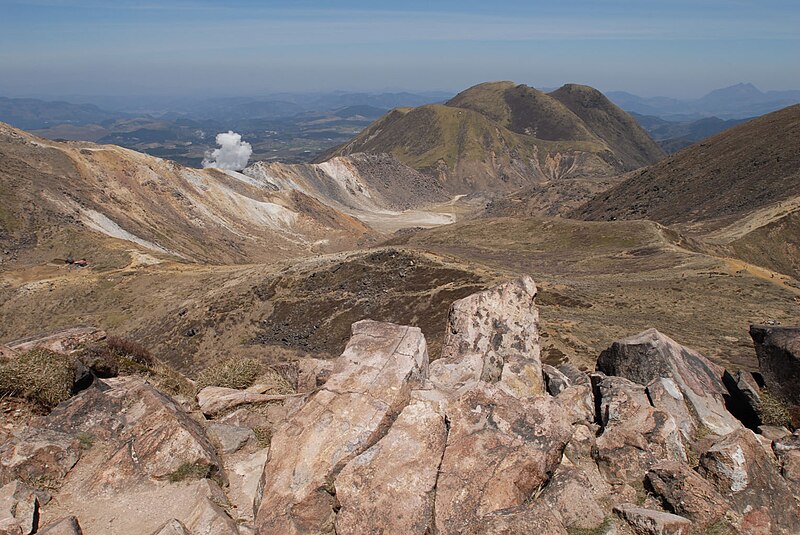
[2,277,800,534]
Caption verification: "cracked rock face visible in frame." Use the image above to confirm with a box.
[698,429,800,532]
[334,398,447,535]
[253,320,429,534]
[434,384,573,534]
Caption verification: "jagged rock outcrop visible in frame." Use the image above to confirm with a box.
[592,374,687,486]
[431,276,544,397]
[597,328,741,436]
[646,460,737,531]
[253,320,429,533]
[698,429,800,533]
[6,277,800,534]
[0,428,81,489]
[0,480,39,535]
[434,384,572,534]
[334,399,447,535]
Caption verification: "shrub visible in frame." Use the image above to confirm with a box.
[151,361,197,400]
[104,335,153,366]
[196,357,262,390]
[166,462,212,483]
[0,348,74,409]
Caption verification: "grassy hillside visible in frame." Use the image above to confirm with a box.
[321,81,665,197]
[549,84,665,168]
[574,104,800,278]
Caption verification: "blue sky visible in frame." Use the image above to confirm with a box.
[1,0,798,98]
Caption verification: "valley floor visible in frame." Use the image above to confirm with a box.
[2,212,797,375]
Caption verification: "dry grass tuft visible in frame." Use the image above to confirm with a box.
[760,390,793,428]
[254,368,296,395]
[0,348,75,409]
[197,357,262,390]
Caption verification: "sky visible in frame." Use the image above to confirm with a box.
[1,0,798,99]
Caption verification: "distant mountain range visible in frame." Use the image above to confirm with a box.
[1,83,797,168]
[630,113,751,154]
[607,83,800,120]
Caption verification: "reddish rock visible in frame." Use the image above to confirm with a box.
[699,428,800,534]
[434,384,572,534]
[773,433,800,494]
[646,461,737,531]
[593,375,687,485]
[150,519,190,535]
[197,385,297,418]
[0,428,80,489]
[335,399,447,534]
[184,497,238,535]
[253,320,428,534]
[470,501,570,535]
[36,517,82,535]
[614,504,692,535]
[0,480,38,535]
[50,377,224,491]
[295,358,335,393]
[597,329,741,436]
[535,465,607,531]
[646,377,696,442]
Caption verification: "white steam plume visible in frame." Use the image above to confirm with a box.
[202,131,252,170]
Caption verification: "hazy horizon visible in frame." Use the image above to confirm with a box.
[2,0,799,100]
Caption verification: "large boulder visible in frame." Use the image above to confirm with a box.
[253,320,428,534]
[750,325,800,405]
[698,428,800,534]
[0,428,80,489]
[593,375,687,485]
[335,398,447,534]
[430,276,544,397]
[597,329,741,436]
[45,377,223,491]
[434,384,573,534]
